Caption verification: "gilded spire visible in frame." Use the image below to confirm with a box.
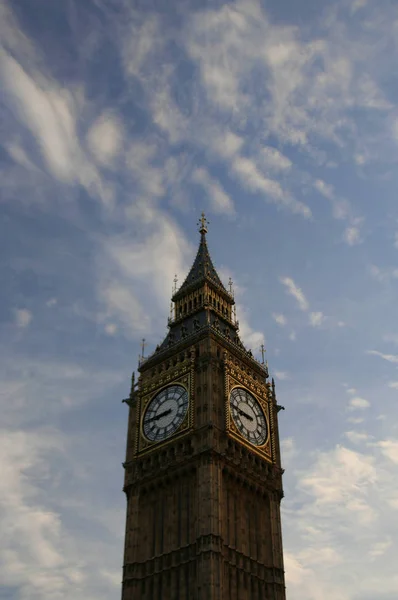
[197,212,209,235]
[174,212,226,298]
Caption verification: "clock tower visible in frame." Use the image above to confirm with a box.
[121,215,286,600]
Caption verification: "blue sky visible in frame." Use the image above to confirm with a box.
[1,0,398,597]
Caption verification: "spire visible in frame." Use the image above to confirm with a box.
[198,211,208,235]
[173,212,227,299]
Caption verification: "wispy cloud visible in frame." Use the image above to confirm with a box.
[344,225,362,246]
[97,205,192,340]
[378,440,398,465]
[309,311,324,327]
[1,50,114,207]
[3,2,398,600]
[231,156,311,218]
[280,277,309,311]
[369,265,398,283]
[192,167,235,215]
[348,396,371,410]
[86,112,123,167]
[273,313,287,326]
[368,350,398,364]
[275,370,290,381]
[14,308,32,328]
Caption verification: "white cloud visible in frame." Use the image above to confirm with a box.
[309,311,324,327]
[100,284,149,335]
[314,178,334,200]
[125,141,162,195]
[6,140,38,171]
[0,429,68,595]
[352,0,368,12]
[87,112,123,166]
[378,440,398,464]
[289,331,296,341]
[345,430,371,444]
[104,323,118,336]
[1,51,114,207]
[150,82,190,145]
[121,14,163,79]
[46,298,57,307]
[0,423,125,599]
[185,0,392,164]
[368,539,393,559]
[299,444,377,510]
[280,276,309,311]
[232,155,311,218]
[368,350,398,364]
[368,265,398,283]
[282,429,398,598]
[273,313,287,326]
[313,178,359,226]
[236,304,264,351]
[349,396,371,409]
[1,52,75,181]
[388,381,398,389]
[0,356,125,428]
[192,167,235,215]
[97,205,192,338]
[3,4,398,598]
[210,130,244,159]
[344,226,361,245]
[382,333,398,345]
[275,371,289,381]
[281,436,297,465]
[261,146,292,171]
[15,308,32,328]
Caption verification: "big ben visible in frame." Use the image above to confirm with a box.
[121,214,286,599]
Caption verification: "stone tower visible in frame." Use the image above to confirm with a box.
[121,215,286,599]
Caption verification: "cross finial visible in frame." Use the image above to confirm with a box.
[198,212,209,234]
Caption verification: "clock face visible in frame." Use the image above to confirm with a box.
[229,387,267,446]
[143,384,189,442]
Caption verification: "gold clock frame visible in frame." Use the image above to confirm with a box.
[225,372,272,461]
[137,372,193,455]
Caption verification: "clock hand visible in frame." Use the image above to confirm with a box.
[237,407,254,422]
[146,408,172,423]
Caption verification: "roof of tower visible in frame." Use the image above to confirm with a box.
[173,213,228,300]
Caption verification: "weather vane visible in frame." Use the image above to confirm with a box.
[198,212,209,234]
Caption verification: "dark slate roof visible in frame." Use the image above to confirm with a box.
[174,232,227,298]
[152,309,246,357]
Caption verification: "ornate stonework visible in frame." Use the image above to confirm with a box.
[121,216,286,600]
